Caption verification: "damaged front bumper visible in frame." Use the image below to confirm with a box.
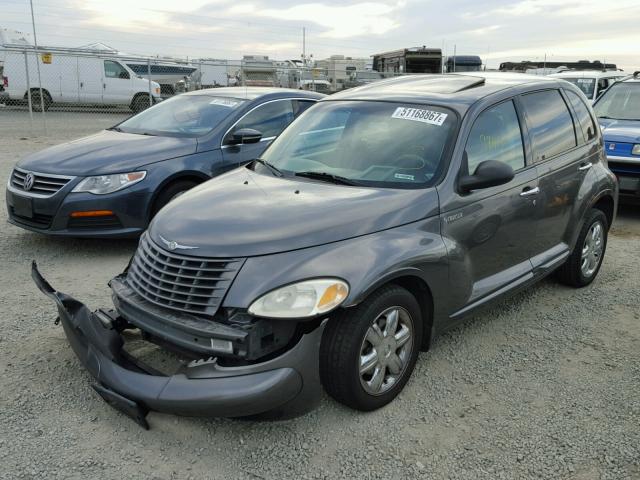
[32,262,325,428]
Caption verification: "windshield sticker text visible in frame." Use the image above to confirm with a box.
[391,107,448,126]
[394,173,415,180]
[209,98,241,108]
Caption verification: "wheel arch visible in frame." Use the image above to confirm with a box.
[147,172,210,221]
[349,269,435,351]
[590,191,615,230]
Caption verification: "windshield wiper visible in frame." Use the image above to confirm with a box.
[252,158,283,177]
[295,171,360,186]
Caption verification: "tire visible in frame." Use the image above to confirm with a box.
[556,208,608,287]
[320,284,423,411]
[151,180,198,218]
[30,90,51,112]
[131,94,151,114]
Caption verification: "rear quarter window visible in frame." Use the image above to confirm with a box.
[520,90,577,162]
[565,90,597,143]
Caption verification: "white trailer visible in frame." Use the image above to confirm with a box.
[192,59,230,88]
[0,47,162,112]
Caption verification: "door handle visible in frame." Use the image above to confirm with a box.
[578,163,592,171]
[520,186,540,197]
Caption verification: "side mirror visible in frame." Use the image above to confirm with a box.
[230,128,263,145]
[459,160,515,192]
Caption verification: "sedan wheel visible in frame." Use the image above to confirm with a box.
[580,220,604,278]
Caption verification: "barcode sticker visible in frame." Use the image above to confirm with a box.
[391,107,448,126]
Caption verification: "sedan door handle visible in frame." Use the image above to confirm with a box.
[520,186,540,197]
[578,163,592,171]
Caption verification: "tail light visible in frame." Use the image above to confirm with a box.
[2,76,7,88]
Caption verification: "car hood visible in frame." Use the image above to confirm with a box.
[149,167,440,257]
[17,130,198,175]
[598,118,640,143]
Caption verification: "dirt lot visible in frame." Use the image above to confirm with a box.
[1,111,639,480]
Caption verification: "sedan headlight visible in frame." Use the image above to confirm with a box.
[72,171,146,195]
[248,279,349,318]
[632,144,640,155]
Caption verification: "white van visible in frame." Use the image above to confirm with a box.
[1,49,162,112]
[549,70,627,103]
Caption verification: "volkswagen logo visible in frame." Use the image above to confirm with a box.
[23,172,35,191]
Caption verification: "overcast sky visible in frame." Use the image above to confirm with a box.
[3,0,640,70]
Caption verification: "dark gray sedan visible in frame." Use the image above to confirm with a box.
[7,87,323,237]
[34,73,617,427]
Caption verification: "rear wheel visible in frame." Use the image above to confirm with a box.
[29,90,51,112]
[151,180,198,218]
[320,284,423,411]
[557,208,608,287]
[131,94,151,114]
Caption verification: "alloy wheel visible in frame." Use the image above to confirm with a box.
[359,306,414,396]
[581,220,604,278]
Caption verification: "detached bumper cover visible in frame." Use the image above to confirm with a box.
[32,262,325,427]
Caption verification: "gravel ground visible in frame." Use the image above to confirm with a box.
[1,112,639,480]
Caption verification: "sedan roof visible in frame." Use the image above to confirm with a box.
[184,86,324,100]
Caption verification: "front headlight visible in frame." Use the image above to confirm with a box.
[248,279,349,318]
[632,144,640,155]
[72,171,146,195]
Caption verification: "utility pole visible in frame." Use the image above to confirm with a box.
[29,0,47,134]
[453,44,457,73]
[302,27,306,66]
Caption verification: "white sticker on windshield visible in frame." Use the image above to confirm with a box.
[391,107,448,126]
[394,173,415,181]
[209,98,241,108]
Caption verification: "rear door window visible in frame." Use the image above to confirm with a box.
[520,90,577,162]
[565,90,597,143]
[465,100,525,174]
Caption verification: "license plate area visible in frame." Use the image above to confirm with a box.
[12,195,33,218]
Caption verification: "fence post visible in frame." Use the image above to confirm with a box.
[23,50,34,130]
[147,58,153,108]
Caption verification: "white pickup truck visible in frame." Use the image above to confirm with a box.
[0,49,162,112]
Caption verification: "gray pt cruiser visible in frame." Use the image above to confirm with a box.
[34,73,618,428]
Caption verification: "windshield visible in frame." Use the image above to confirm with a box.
[563,78,596,98]
[117,95,246,137]
[594,82,640,120]
[260,101,457,188]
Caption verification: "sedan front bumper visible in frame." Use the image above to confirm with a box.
[32,262,325,428]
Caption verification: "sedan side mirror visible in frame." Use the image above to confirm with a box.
[459,160,515,192]
[231,128,263,145]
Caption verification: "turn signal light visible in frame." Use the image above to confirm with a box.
[70,210,114,217]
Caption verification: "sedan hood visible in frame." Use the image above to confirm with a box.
[149,168,439,257]
[598,118,640,143]
[18,130,197,176]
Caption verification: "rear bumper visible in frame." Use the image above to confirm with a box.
[32,262,325,427]
[608,161,640,197]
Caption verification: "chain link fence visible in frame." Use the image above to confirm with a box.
[0,46,413,137]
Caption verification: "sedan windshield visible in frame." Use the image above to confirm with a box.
[116,95,246,137]
[594,83,640,120]
[563,78,596,98]
[259,101,457,188]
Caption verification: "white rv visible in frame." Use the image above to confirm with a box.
[549,70,628,103]
[0,47,162,112]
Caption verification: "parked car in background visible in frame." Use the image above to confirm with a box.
[550,70,627,103]
[0,49,162,112]
[594,72,640,199]
[7,87,324,237]
[34,73,617,426]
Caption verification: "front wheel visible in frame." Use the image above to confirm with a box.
[557,208,608,287]
[131,94,151,113]
[320,284,423,411]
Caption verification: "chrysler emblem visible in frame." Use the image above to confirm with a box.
[23,172,35,191]
[159,235,198,251]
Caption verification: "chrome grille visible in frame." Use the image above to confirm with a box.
[126,233,244,316]
[10,168,74,197]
